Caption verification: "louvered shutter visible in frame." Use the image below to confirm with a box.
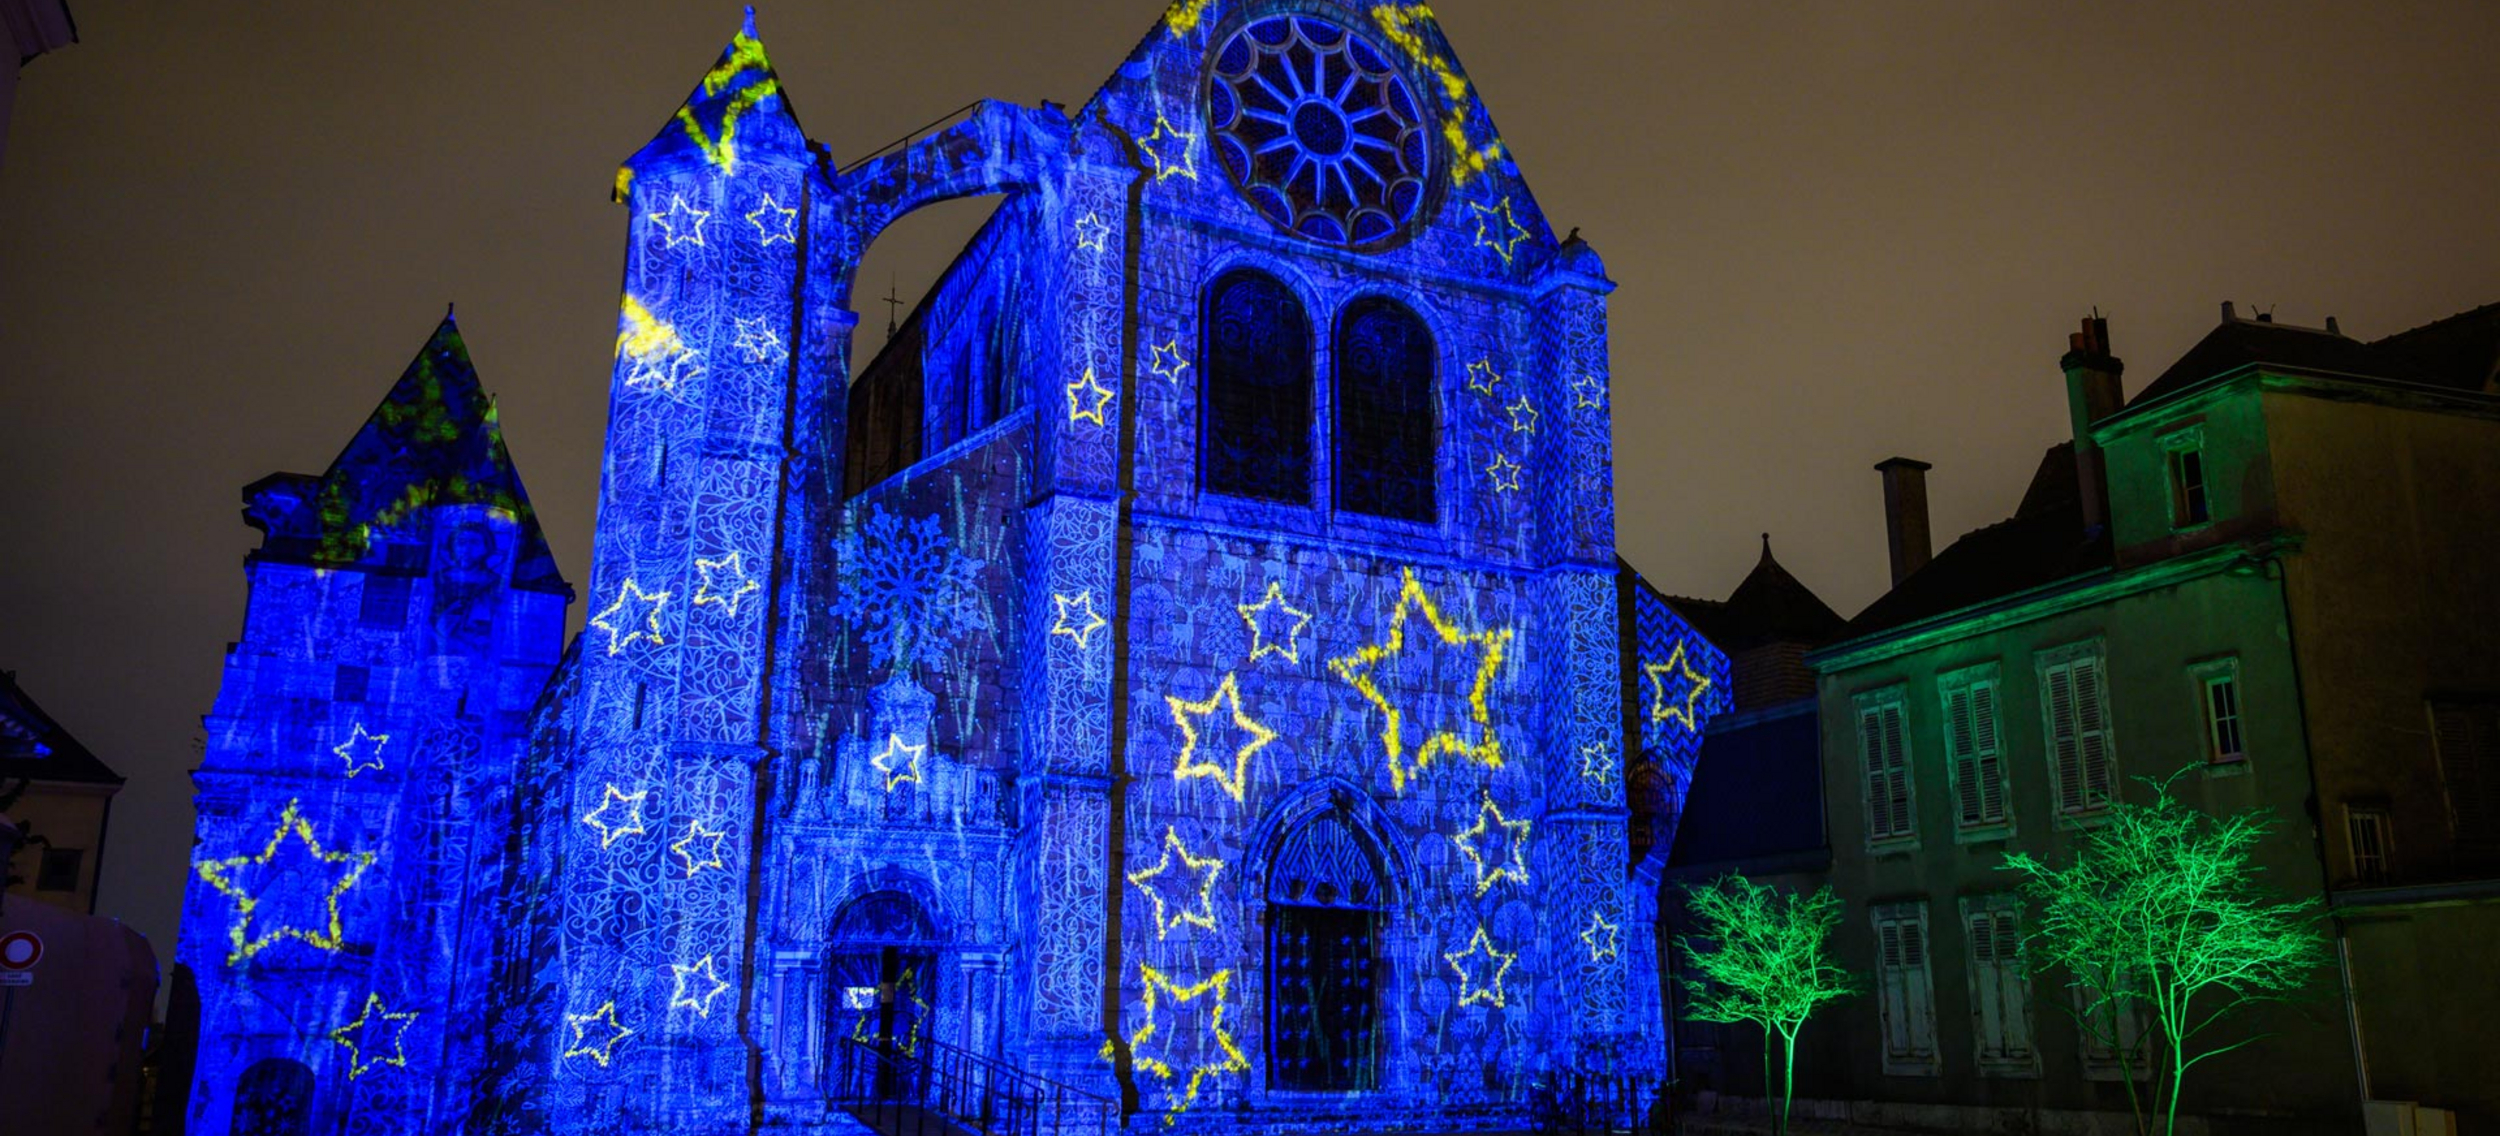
[1992,911,2032,1058]
[2045,664,2083,812]
[1947,688,1981,825]
[1973,683,2006,823]
[2075,658,2113,808]
[1862,702,1913,840]
[1902,919,1936,1057]
[1968,911,2006,1060]
[1883,705,1911,837]
[1878,922,1911,1056]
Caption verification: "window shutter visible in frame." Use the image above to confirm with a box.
[2046,664,2084,812]
[2075,658,2113,807]
[1862,702,1912,841]
[1973,683,2006,822]
[1992,911,2032,1058]
[1883,705,1911,837]
[1903,920,1935,1056]
[1968,912,2005,1060]
[1947,688,1981,825]
[1878,922,1910,1055]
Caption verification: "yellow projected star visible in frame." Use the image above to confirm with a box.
[1329,567,1513,793]
[670,819,727,878]
[1465,358,1502,395]
[1147,340,1191,384]
[1052,590,1109,649]
[693,552,760,618]
[1581,909,1621,961]
[1127,826,1224,939]
[1075,211,1111,252]
[1453,791,1532,897]
[1572,374,1607,410]
[1470,196,1530,264]
[1139,111,1199,182]
[1066,367,1115,426]
[1128,964,1249,1122]
[647,193,710,248]
[581,784,649,849]
[1485,452,1523,494]
[333,722,389,779]
[746,192,797,246]
[1444,926,1517,1008]
[194,798,377,965]
[563,1002,634,1068]
[1236,580,1311,665]
[590,579,670,656]
[1168,672,1277,804]
[1579,741,1617,785]
[1504,395,1539,434]
[869,734,926,792]
[1645,641,1713,733]
[329,993,418,1079]
[668,954,733,1018]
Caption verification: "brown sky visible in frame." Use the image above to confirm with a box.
[3,0,2496,969]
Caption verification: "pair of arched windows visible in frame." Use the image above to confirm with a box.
[1200,270,1437,522]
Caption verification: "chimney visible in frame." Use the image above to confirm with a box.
[1874,457,1934,586]
[2061,315,2125,534]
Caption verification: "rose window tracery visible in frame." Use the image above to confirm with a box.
[1207,16,1433,248]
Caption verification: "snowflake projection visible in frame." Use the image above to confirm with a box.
[831,504,988,675]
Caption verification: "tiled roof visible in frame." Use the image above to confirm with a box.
[1842,444,2112,640]
[2128,316,2438,411]
[1660,537,1845,652]
[0,671,120,787]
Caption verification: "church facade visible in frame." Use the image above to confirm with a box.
[177,5,1728,1134]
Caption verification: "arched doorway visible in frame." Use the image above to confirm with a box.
[1265,810,1387,1092]
[231,1058,314,1136]
[827,889,942,1059]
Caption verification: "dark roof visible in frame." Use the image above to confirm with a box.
[0,671,120,786]
[2371,301,2500,392]
[1843,443,2113,639]
[248,313,566,593]
[2128,315,2435,410]
[1663,536,1845,651]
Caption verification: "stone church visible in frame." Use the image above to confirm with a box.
[177,4,1730,1134]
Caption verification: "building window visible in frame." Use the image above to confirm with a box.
[1201,269,1314,505]
[1962,896,2036,1075]
[1872,902,1939,1076]
[1856,690,1914,845]
[2428,699,2500,849]
[1333,297,1436,522]
[2074,976,2150,1080]
[2159,426,2211,530]
[2346,806,2391,884]
[36,846,83,892]
[1266,811,1385,1092]
[2038,644,2115,817]
[359,574,413,629]
[2194,660,2245,764]
[1940,667,2009,835]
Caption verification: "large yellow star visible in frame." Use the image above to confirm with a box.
[194,798,377,965]
[1444,926,1518,1008]
[590,579,670,656]
[1452,791,1532,897]
[1236,580,1311,665]
[1645,641,1713,733]
[1168,672,1278,804]
[329,993,418,1079]
[1127,826,1225,939]
[1328,568,1514,793]
[668,955,733,1019]
[563,1002,634,1068]
[1066,367,1115,426]
[1127,964,1249,1122]
[581,784,650,849]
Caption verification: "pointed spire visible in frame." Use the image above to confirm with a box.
[304,314,564,592]
[618,7,810,196]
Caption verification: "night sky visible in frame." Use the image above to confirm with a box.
[4,0,2496,971]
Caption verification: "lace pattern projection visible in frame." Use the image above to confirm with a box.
[1209,17,1432,248]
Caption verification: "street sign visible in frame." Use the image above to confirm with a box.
[0,931,40,972]
[0,972,28,987]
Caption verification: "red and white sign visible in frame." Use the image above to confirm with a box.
[0,930,41,971]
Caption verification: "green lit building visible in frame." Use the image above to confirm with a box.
[1692,305,2500,1134]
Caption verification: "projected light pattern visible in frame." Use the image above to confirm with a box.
[178,4,1710,1134]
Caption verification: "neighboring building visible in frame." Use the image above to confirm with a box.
[179,7,1716,1136]
[1777,307,2500,1134]
[177,314,573,1136]
[1646,539,1846,1102]
[1,0,76,172]
[1,668,124,913]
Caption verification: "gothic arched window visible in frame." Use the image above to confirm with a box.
[1201,270,1313,504]
[1333,297,1436,521]
[1266,811,1383,1092]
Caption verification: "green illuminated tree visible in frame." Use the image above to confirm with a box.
[2001,774,2326,1136]
[1677,874,1854,1136]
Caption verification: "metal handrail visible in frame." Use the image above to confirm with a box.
[831,1034,1119,1136]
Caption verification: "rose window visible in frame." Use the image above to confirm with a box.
[1207,16,1433,248]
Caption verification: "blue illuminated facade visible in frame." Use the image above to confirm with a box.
[178,5,1729,1133]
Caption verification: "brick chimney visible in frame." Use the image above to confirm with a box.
[1874,457,1934,586]
[2060,316,2124,534]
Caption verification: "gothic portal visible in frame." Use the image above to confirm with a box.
[176,4,1732,1134]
